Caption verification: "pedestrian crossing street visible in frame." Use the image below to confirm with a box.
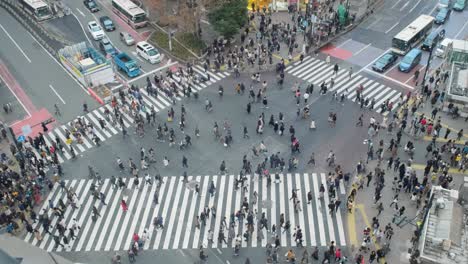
[285,56,404,115]
[24,172,347,252]
[33,66,229,164]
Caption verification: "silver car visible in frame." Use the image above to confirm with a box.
[119,32,135,46]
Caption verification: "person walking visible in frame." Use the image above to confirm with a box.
[121,199,128,212]
[182,156,188,168]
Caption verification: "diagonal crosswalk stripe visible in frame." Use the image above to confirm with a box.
[37,64,228,164]
[287,58,405,116]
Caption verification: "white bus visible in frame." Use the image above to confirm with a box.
[111,0,147,29]
[20,0,52,21]
[391,15,434,55]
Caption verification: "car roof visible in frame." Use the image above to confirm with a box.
[88,21,98,26]
[100,16,111,21]
[101,38,111,44]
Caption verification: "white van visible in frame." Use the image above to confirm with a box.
[435,38,453,58]
[136,41,161,64]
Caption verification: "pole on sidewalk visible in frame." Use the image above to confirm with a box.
[421,41,437,89]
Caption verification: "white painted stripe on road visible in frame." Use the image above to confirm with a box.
[48,85,66,104]
[347,79,374,99]
[122,180,150,250]
[286,56,312,71]
[195,65,221,81]
[54,180,88,251]
[231,177,241,248]
[251,175,258,248]
[287,57,317,75]
[212,175,226,248]
[81,116,106,142]
[278,174,287,247]
[294,173,307,246]
[53,128,74,151]
[172,176,193,249]
[154,177,176,249]
[336,38,352,48]
[61,125,85,152]
[135,181,157,248]
[87,112,112,138]
[240,175,249,248]
[385,22,399,34]
[144,177,168,250]
[375,88,398,109]
[286,173,297,247]
[64,180,101,252]
[301,61,331,81]
[113,178,143,251]
[303,173,316,246]
[296,59,324,78]
[391,0,403,9]
[162,176,184,249]
[261,175,268,247]
[33,180,75,246]
[358,84,386,101]
[85,179,119,251]
[455,20,468,39]
[400,1,410,11]
[191,67,215,86]
[354,43,372,56]
[94,178,125,250]
[75,8,86,17]
[93,110,118,135]
[140,89,165,110]
[104,178,134,251]
[41,134,66,162]
[305,63,334,84]
[321,173,336,246]
[409,0,423,13]
[0,24,32,63]
[221,176,234,249]
[312,173,326,246]
[26,32,89,95]
[74,179,110,251]
[183,176,201,249]
[349,80,380,99]
[270,174,277,246]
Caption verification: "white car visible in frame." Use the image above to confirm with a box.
[88,21,105,40]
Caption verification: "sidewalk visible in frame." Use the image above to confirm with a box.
[198,0,379,73]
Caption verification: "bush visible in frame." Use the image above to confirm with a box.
[175,32,206,55]
[150,28,196,61]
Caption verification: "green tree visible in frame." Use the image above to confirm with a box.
[208,0,248,39]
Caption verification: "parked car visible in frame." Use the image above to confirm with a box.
[372,52,398,72]
[120,32,135,46]
[88,21,105,40]
[83,0,99,12]
[453,0,466,11]
[99,38,117,57]
[99,16,115,31]
[435,7,451,24]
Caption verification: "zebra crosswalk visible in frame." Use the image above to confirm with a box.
[24,172,346,252]
[285,56,404,115]
[31,66,229,164]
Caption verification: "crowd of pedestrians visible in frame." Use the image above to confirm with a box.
[204,1,347,74]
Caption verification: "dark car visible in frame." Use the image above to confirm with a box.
[99,16,115,31]
[83,0,99,12]
[372,52,398,72]
[435,8,451,24]
[99,38,117,57]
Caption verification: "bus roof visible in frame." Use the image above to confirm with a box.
[394,15,434,42]
[112,0,145,16]
[23,0,48,8]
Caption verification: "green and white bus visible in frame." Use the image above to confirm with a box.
[391,15,434,55]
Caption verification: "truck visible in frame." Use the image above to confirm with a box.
[113,52,140,78]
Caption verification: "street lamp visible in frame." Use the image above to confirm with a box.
[421,40,438,89]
